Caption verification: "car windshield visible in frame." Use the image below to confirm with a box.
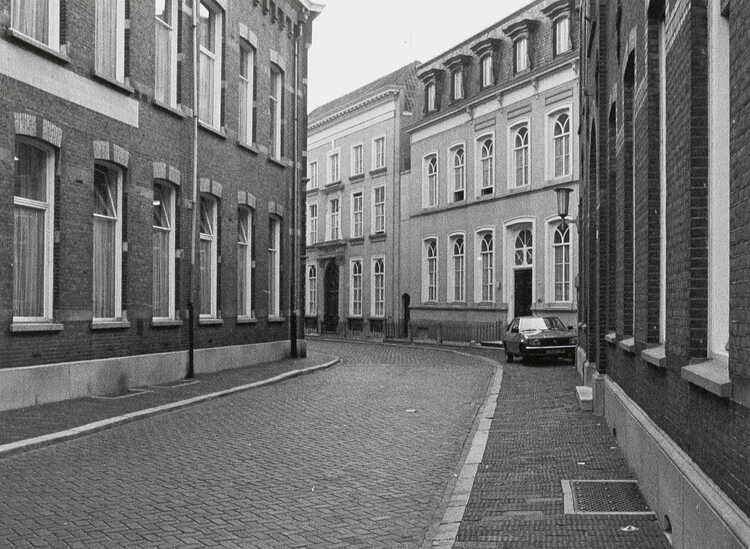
[519,317,566,332]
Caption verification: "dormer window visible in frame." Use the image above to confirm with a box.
[481,54,494,87]
[427,81,437,112]
[514,37,528,73]
[452,68,464,100]
[554,15,570,56]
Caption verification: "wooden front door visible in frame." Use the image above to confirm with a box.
[514,269,533,317]
[324,261,339,331]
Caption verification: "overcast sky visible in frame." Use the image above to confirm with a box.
[307,0,533,112]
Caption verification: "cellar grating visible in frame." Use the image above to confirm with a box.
[561,480,655,515]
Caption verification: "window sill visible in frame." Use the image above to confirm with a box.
[619,336,636,354]
[9,321,64,333]
[324,181,343,192]
[267,156,287,169]
[91,319,131,330]
[349,173,365,183]
[369,167,387,177]
[605,331,617,344]
[267,316,286,324]
[6,28,71,64]
[369,232,387,242]
[477,189,495,199]
[368,316,385,321]
[641,345,666,368]
[198,121,227,139]
[151,318,183,328]
[681,357,731,398]
[306,187,319,195]
[348,236,365,244]
[198,317,224,326]
[152,98,187,119]
[237,141,259,155]
[91,70,134,95]
[347,315,363,320]
[236,315,257,325]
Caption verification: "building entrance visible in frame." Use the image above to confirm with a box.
[514,269,533,317]
[324,261,339,332]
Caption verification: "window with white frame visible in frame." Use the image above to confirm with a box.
[92,164,123,320]
[152,181,176,319]
[13,140,55,321]
[452,68,464,100]
[306,264,317,316]
[199,195,218,317]
[95,0,125,82]
[512,124,530,187]
[328,150,340,184]
[373,136,386,169]
[237,207,253,317]
[477,232,494,302]
[448,235,465,302]
[11,0,61,50]
[268,217,281,317]
[372,257,385,317]
[198,1,223,128]
[327,197,340,240]
[552,223,571,302]
[478,136,494,195]
[350,259,363,316]
[553,15,570,56]
[351,144,364,176]
[514,37,528,73]
[424,154,438,207]
[481,54,494,87]
[452,146,465,202]
[308,161,318,189]
[307,201,318,245]
[423,239,438,302]
[270,65,283,158]
[239,45,256,146]
[155,0,178,106]
[351,192,363,238]
[515,229,533,267]
[426,81,437,112]
[373,186,385,234]
[551,111,571,178]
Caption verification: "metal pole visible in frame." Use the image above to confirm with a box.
[289,26,301,358]
[187,0,200,379]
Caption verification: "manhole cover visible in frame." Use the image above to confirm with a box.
[561,480,654,515]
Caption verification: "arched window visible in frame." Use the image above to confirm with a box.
[425,239,438,302]
[351,259,363,316]
[553,112,570,177]
[93,164,123,320]
[426,155,438,207]
[480,137,494,195]
[514,126,529,187]
[480,233,494,301]
[307,265,317,316]
[452,147,465,202]
[199,194,218,317]
[553,224,570,301]
[515,229,533,267]
[452,237,465,302]
[236,207,253,317]
[153,181,176,320]
[372,258,385,317]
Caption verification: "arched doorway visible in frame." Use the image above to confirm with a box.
[401,293,410,337]
[513,228,534,317]
[324,260,339,332]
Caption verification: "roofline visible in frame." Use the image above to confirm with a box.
[417,0,546,70]
[309,89,401,131]
[298,0,324,13]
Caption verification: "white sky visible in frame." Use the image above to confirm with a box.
[307,0,533,112]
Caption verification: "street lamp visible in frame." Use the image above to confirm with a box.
[554,187,576,225]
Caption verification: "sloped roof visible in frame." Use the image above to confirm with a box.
[308,61,421,125]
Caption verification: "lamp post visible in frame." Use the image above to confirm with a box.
[554,187,576,226]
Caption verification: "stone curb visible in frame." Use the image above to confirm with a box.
[0,357,341,459]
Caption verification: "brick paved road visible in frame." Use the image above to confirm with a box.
[0,341,494,548]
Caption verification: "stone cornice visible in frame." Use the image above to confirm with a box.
[309,89,399,130]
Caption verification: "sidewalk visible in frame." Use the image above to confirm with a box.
[0,352,338,452]
[452,357,670,549]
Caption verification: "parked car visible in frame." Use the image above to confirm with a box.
[502,316,577,364]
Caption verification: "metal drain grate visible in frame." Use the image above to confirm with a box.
[561,480,654,515]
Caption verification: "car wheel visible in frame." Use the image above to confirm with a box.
[505,350,513,363]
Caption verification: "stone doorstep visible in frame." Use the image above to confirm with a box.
[576,385,593,411]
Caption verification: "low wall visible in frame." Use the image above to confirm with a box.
[0,339,304,412]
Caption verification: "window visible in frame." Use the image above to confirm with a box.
[198,1,223,128]
[351,144,364,176]
[92,164,123,320]
[452,147,465,202]
[479,136,494,195]
[452,68,464,100]
[351,192,363,238]
[552,223,570,302]
[328,150,340,184]
[478,232,494,302]
[327,197,340,240]
[373,186,385,234]
[199,195,218,317]
[514,37,528,73]
[424,155,438,207]
[552,112,571,178]
[308,161,318,189]
[350,259,363,316]
[152,181,175,319]
[307,201,318,245]
[237,208,253,317]
[424,239,438,302]
[481,54,494,87]
[449,235,465,302]
[95,0,125,82]
[12,140,54,321]
[426,81,437,112]
[512,125,530,187]
[373,137,386,169]
[554,16,570,56]
[155,0,178,106]
[306,264,317,316]
[515,229,533,267]
[268,217,281,317]
[11,0,60,50]
[372,258,385,317]
[270,65,283,158]
[239,45,256,145]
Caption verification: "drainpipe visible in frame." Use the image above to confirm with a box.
[289,20,301,358]
[187,0,200,378]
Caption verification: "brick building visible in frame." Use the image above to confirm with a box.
[304,63,420,337]
[398,0,580,340]
[0,0,321,411]
[577,0,750,546]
